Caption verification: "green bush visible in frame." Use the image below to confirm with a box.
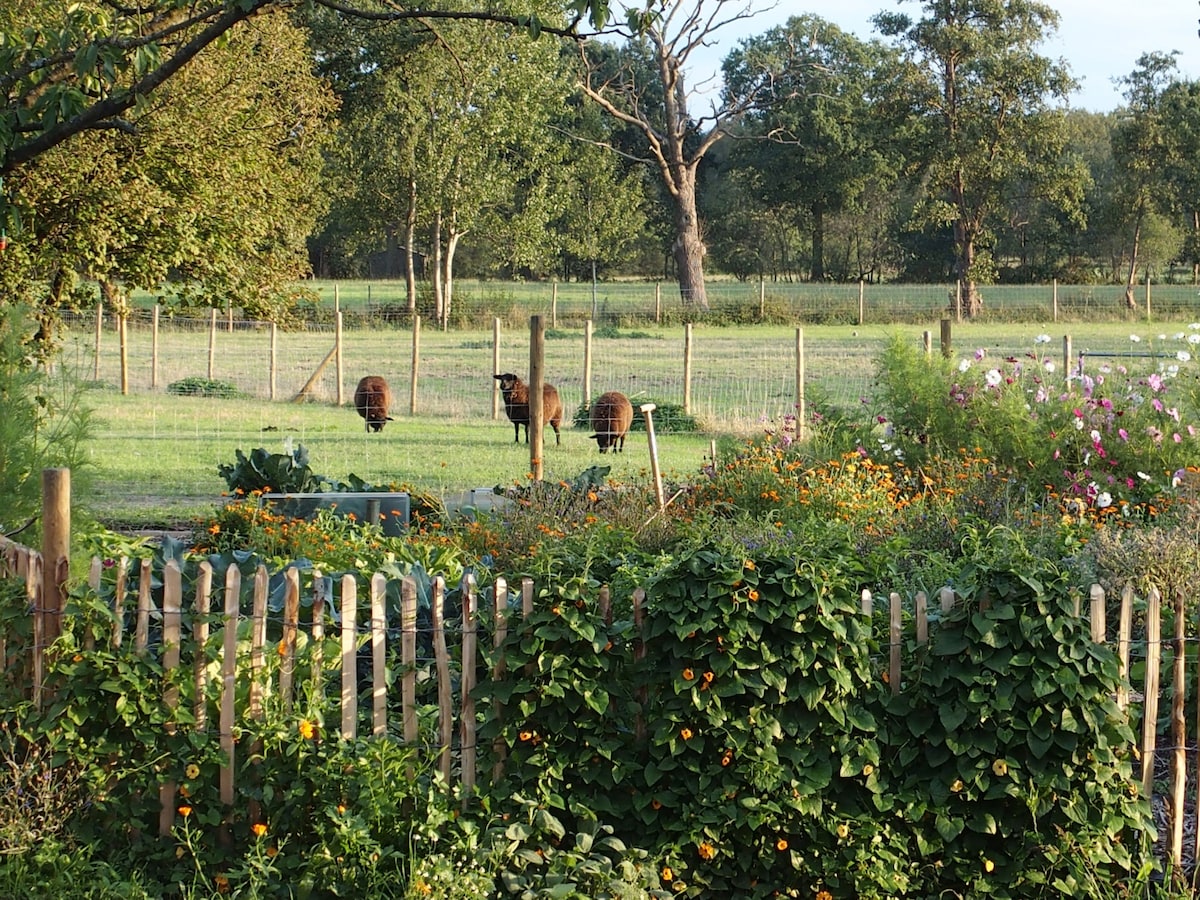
[166,376,240,398]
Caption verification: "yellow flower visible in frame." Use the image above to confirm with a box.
[951,778,964,793]
[862,763,874,776]
[817,892,833,900]
[251,823,267,838]
[661,866,673,881]
[984,858,995,873]
[836,823,849,839]
[337,804,347,815]
[991,758,1008,777]
[299,719,316,740]
[178,805,192,818]
[747,589,759,602]
[680,727,694,741]
[185,763,200,779]
[697,841,716,860]
[744,559,755,570]
[775,838,788,852]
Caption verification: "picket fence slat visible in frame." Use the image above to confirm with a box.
[1142,587,1162,796]
[219,564,239,813]
[194,562,212,731]
[432,577,452,783]
[341,574,357,740]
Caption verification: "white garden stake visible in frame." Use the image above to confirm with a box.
[640,403,665,509]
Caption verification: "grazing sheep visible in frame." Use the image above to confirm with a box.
[354,375,394,433]
[494,373,563,444]
[589,391,634,453]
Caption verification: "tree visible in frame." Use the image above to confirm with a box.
[1111,53,1187,306]
[874,0,1081,316]
[721,15,904,282]
[1158,78,1200,282]
[577,0,764,311]
[6,10,335,360]
[0,0,617,184]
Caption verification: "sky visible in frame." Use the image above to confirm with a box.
[684,0,1200,113]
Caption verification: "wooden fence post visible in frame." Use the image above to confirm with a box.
[39,468,70,666]
[207,308,217,380]
[640,404,665,509]
[93,301,103,381]
[1141,586,1161,796]
[219,564,240,846]
[401,576,418,745]
[151,304,160,389]
[432,577,453,783]
[194,562,213,731]
[410,314,421,415]
[279,568,300,713]
[683,323,693,414]
[491,317,501,420]
[583,320,593,412]
[795,328,805,441]
[269,322,278,401]
[529,315,545,481]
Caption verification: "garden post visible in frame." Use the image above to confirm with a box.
[940,319,952,359]
[151,304,160,389]
[795,328,805,441]
[93,300,102,381]
[683,324,693,414]
[641,404,665,509]
[335,310,344,407]
[207,308,217,379]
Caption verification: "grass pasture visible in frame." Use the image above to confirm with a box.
[73,317,1200,527]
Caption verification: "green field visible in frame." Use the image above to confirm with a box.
[75,317,1200,528]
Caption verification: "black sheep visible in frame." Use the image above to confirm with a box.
[589,391,634,453]
[494,373,563,444]
[354,376,394,433]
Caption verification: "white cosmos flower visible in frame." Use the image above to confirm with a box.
[1138,471,1152,481]
[1043,360,1055,373]
[985,369,1002,387]
[958,358,971,372]
[1130,334,1142,342]
[1179,351,1192,363]
[1189,334,1200,345]
[1096,492,1112,508]
[1034,334,1051,344]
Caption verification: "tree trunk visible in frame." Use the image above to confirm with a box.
[430,209,444,323]
[405,175,418,313]
[671,168,708,310]
[1123,201,1144,309]
[442,230,461,330]
[810,204,826,282]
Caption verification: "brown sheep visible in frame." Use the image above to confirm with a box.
[589,391,634,453]
[494,373,562,444]
[354,376,393,433]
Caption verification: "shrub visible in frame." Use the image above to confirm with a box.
[166,376,240,398]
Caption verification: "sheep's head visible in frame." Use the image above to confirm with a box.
[494,373,521,393]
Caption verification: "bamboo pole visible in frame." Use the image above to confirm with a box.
[135,558,153,655]
[889,592,901,695]
[335,311,344,407]
[640,404,665,509]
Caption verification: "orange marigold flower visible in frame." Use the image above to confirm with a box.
[214,874,230,894]
[298,719,316,740]
[817,891,833,900]
[682,668,695,681]
[266,846,278,858]
[697,841,716,860]
[251,823,267,838]
[178,805,192,818]
[209,524,220,535]
[337,804,347,815]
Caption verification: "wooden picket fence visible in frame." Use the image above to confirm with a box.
[0,534,1196,870]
